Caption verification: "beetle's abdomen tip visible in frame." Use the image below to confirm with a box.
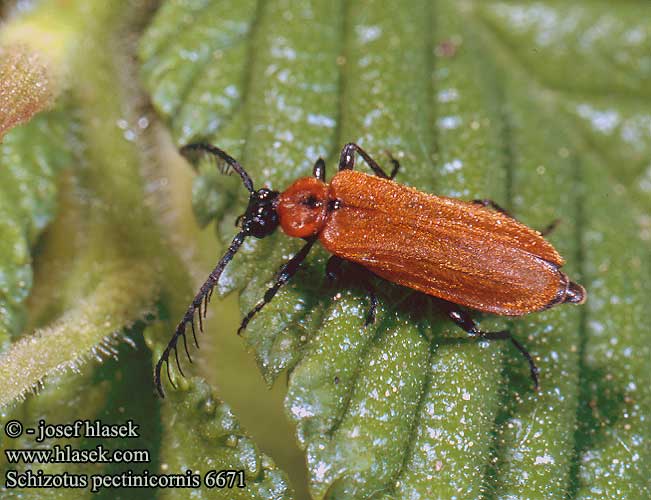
[565,281,587,305]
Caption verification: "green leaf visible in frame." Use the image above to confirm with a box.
[156,376,293,499]
[1,0,645,498]
[0,107,72,349]
[1,330,158,500]
[0,0,162,407]
[144,0,651,496]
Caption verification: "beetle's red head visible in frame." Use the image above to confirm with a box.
[277,177,329,238]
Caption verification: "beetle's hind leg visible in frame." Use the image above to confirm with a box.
[338,143,400,179]
[472,199,560,236]
[444,303,540,391]
[326,256,378,326]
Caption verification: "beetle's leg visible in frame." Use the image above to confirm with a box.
[383,150,400,179]
[325,256,378,326]
[472,199,560,236]
[338,143,399,179]
[444,304,540,391]
[539,218,560,236]
[472,198,512,217]
[313,158,326,182]
[325,255,344,281]
[238,236,317,335]
[362,280,379,326]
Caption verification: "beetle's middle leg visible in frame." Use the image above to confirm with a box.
[472,199,559,236]
[338,143,400,179]
[442,302,539,391]
[326,256,378,326]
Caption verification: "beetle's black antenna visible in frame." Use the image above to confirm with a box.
[180,143,255,194]
[155,231,247,397]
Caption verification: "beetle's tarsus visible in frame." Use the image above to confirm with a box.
[540,218,561,236]
[383,150,400,179]
[444,304,540,391]
[472,198,512,218]
[364,291,378,326]
[325,255,344,282]
[473,199,559,239]
[480,329,540,391]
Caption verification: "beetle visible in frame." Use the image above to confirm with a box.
[154,142,586,397]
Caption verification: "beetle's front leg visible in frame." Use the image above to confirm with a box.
[238,236,317,335]
[325,256,378,326]
[442,301,540,391]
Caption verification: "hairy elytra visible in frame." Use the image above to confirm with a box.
[279,170,584,315]
[154,142,586,397]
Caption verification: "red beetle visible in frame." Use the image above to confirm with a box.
[154,143,586,397]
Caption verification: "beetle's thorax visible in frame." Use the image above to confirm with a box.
[277,177,332,238]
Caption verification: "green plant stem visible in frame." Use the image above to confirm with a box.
[0,0,161,408]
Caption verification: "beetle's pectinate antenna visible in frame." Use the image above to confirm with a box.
[180,143,255,194]
[155,148,283,397]
[154,231,247,397]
